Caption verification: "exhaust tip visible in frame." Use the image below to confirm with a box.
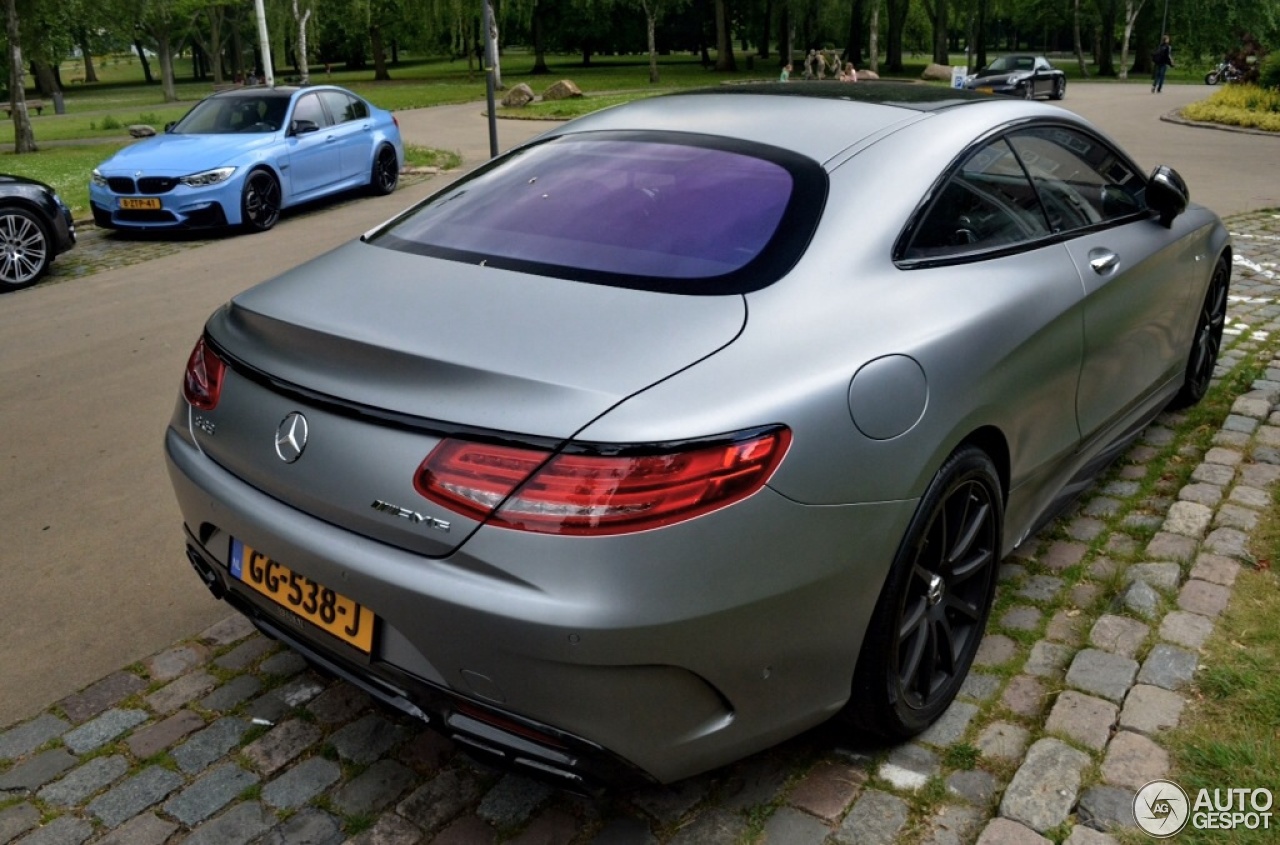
[185,546,225,600]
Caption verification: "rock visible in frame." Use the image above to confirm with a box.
[542,79,582,100]
[501,83,535,108]
[128,124,156,138]
[922,63,954,81]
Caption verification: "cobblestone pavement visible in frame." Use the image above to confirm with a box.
[3,209,1280,845]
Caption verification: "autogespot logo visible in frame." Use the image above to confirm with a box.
[1134,780,1190,838]
[1135,779,1276,836]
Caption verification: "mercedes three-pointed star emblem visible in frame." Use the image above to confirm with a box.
[274,412,309,463]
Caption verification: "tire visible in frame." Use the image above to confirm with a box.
[240,169,281,233]
[1169,255,1230,409]
[845,446,1002,739]
[368,144,400,196]
[1205,72,1220,85]
[0,206,52,292]
[1051,78,1066,100]
[1023,82,1035,100]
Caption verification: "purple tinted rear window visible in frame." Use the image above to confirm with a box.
[375,136,801,285]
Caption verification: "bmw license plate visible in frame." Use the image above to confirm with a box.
[120,197,161,210]
[230,539,375,653]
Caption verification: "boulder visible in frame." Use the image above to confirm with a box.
[128,124,157,138]
[856,69,880,80]
[542,79,583,101]
[921,63,953,81]
[501,83,536,108]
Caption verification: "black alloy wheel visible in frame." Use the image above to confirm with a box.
[0,206,51,291]
[1023,81,1035,100]
[847,447,1002,738]
[1170,256,1231,408]
[241,169,281,233]
[369,145,400,196]
[1052,78,1066,100]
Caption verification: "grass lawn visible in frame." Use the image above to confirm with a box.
[1153,502,1280,844]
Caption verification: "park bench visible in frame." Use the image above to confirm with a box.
[2,100,46,117]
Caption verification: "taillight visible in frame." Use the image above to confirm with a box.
[414,428,791,535]
[182,336,226,411]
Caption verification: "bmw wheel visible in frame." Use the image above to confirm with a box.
[369,145,400,196]
[0,206,51,291]
[846,446,1002,739]
[241,169,281,233]
[1170,256,1230,408]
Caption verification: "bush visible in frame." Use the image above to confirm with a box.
[1259,52,1280,91]
[99,114,121,130]
[1182,84,1280,131]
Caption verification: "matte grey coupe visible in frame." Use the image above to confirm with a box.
[166,82,1231,788]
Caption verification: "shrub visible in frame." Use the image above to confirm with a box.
[99,114,122,130]
[1259,52,1280,91]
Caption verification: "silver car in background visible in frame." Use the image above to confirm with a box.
[166,82,1230,787]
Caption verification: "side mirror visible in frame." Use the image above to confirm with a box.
[1147,165,1189,228]
[164,121,176,133]
[289,118,319,136]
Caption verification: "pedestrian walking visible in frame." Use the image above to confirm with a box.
[1152,34,1175,93]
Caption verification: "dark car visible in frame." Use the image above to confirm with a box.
[966,54,1066,100]
[0,174,77,292]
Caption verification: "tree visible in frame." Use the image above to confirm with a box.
[713,0,735,70]
[292,0,312,82]
[1117,0,1146,80]
[1072,0,1090,77]
[5,0,34,152]
[136,0,185,100]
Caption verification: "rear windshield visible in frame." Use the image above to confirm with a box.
[370,131,826,294]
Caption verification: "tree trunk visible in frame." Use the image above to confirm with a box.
[758,0,771,59]
[6,0,34,152]
[1118,0,1146,81]
[31,60,57,98]
[1072,0,1089,77]
[714,0,736,71]
[531,0,549,74]
[292,1,311,83]
[157,34,178,101]
[370,24,390,80]
[74,27,98,83]
[886,0,908,72]
[869,1,879,73]
[641,0,660,83]
[927,0,948,66]
[1092,0,1118,76]
[845,0,865,66]
[134,37,154,83]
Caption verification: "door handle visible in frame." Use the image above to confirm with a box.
[1089,250,1119,274]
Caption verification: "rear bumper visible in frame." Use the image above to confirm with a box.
[165,420,913,784]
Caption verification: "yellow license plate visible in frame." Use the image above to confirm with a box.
[230,540,375,653]
[120,197,161,210]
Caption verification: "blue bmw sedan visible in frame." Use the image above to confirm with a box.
[90,85,403,233]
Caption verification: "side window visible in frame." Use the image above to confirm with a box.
[319,90,366,123]
[291,94,330,129]
[1006,127,1146,233]
[904,138,1048,260]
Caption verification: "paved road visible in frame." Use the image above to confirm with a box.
[0,81,1274,729]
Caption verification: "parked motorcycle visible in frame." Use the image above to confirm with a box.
[1205,60,1243,85]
